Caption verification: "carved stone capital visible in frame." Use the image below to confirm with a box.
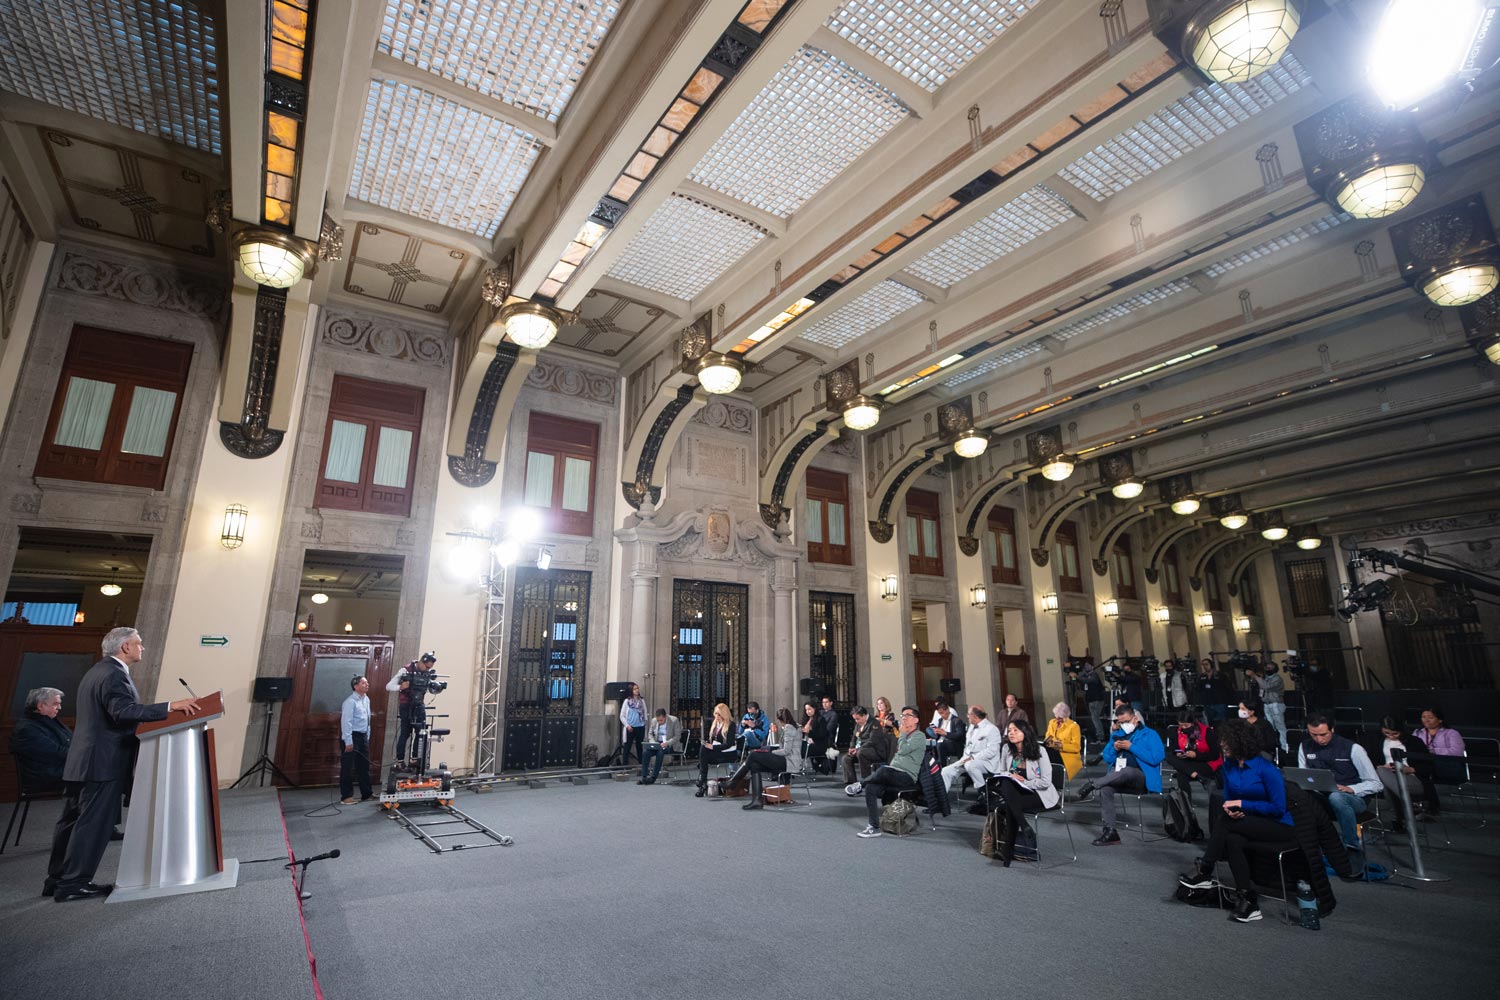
[869,519,894,544]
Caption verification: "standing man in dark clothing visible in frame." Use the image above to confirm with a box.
[1078,664,1107,742]
[387,651,436,763]
[1198,659,1232,724]
[11,686,70,789]
[47,627,198,902]
[811,695,842,774]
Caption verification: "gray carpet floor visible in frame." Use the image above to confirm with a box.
[276,771,1500,1000]
[0,788,313,1000]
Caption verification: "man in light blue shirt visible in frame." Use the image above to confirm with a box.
[340,676,372,804]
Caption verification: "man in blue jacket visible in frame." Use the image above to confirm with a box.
[1076,704,1164,846]
[739,702,770,750]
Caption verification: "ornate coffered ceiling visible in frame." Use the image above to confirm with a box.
[340,221,474,315]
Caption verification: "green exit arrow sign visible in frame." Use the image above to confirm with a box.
[200,635,229,647]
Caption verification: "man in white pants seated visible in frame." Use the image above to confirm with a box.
[940,706,1002,799]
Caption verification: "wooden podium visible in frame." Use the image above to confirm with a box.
[109,691,241,903]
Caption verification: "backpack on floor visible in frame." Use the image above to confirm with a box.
[1162,787,1202,843]
[880,798,919,835]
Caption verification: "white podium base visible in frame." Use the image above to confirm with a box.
[108,858,240,904]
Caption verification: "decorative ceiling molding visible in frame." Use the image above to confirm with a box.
[342,221,473,314]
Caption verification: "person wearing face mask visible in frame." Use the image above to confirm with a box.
[1164,710,1222,801]
[1043,702,1082,779]
[1236,695,1278,760]
[1075,705,1164,846]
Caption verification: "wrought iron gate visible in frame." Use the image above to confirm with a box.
[808,590,856,708]
[670,580,748,739]
[501,569,589,770]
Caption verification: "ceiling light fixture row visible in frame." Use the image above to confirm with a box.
[535,2,793,303]
[1148,0,1302,86]
[1389,193,1500,308]
[1293,96,1433,221]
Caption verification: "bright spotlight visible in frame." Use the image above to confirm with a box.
[1367,0,1489,110]
[505,506,543,543]
[492,538,521,567]
[446,541,485,582]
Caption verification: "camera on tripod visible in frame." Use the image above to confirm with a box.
[406,665,447,697]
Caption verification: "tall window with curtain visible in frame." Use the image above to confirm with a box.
[1054,520,1083,593]
[316,375,424,516]
[523,412,599,536]
[905,488,944,577]
[35,326,193,489]
[804,467,851,565]
[985,505,1020,585]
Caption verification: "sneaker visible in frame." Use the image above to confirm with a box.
[857,825,882,838]
[1091,828,1121,846]
[844,782,863,796]
[1178,864,1216,890]
[1229,895,1262,923]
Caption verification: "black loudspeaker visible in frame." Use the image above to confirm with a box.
[939,678,963,694]
[253,677,294,702]
[798,678,826,697]
[604,681,635,701]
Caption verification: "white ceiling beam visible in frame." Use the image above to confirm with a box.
[809,26,934,118]
[319,4,385,217]
[369,52,559,146]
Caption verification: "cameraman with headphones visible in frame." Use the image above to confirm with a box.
[387,652,437,764]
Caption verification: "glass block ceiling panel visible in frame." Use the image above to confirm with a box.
[0,0,221,154]
[826,0,1041,92]
[607,196,767,301]
[1057,56,1313,203]
[1049,277,1195,343]
[378,0,619,123]
[689,45,909,220]
[904,187,1075,288]
[1202,212,1346,277]
[942,341,1042,387]
[798,280,925,350]
[352,81,542,238]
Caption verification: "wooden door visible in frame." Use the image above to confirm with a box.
[274,634,394,787]
[0,624,109,801]
[998,653,1036,725]
[912,649,953,719]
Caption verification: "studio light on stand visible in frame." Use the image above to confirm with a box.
[1366,0,1498,111]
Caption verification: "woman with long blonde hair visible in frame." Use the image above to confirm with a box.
[696,702,741,797]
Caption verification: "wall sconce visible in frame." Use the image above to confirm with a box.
[1151,606,1171,624]
[296,620,308,632]
[1197,611,1216,628]
[74,610,86,624]
[880,575,899,601]
[970,584,988,609]
[1041,593,1060,613]
[1103,599,1120,619]
[536,547,553,571]
[1235,615,1251,632]
[221,503,248,549]
[343,622,354,634]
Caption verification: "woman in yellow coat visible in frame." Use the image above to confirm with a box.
[1044,702,1083,779]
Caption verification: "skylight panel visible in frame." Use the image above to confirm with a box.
[826,0,1041,92]
[607,195,767,301]
[378,0,620,123]
[689,45,909,220]
[351,81,542,238]
[797,280,925,350]
[0,0,222,154]
[903,187,1076,288]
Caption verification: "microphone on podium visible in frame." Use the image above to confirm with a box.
[179,678,199,698]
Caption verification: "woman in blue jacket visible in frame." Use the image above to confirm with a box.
[1178,719,1295,924]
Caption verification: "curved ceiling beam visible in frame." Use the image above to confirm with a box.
[1226,543,1276,592]
[1092,504,1158,572]
[1187,532,1246,590]
[1028,486,1095,567]
[1144,520,1207,578]
[956,475,1024,556]
[867,451,942,543]
[758,420,840,529]
[446,316,537,486]
[620,378,705,509]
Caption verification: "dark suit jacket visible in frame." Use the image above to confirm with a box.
[62,658,168,783]
[10,710,72,787]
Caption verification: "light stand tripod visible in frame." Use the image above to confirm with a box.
[233,698,298,788]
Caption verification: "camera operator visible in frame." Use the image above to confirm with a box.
[1245,661,1287,752]
[387,652,439,764]
[1069,661,1107,742]
[1116,661,1144,716]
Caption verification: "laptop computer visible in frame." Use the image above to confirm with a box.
[1281,766,1339,793]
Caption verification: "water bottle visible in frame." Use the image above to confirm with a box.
[1295,880,1320,930]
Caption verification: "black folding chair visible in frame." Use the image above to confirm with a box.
[3,756,62,855]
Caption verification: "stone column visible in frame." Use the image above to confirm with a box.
[629,547,661,704]
[772,559,796,710]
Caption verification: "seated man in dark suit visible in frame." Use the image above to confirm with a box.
[11,686,70,790]
[47,627,198,902]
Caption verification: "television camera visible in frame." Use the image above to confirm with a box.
[381,654,454,808]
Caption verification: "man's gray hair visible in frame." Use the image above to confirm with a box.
[26,686,63,711]
[102,627,141,657]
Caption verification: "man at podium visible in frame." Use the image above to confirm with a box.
[47,627,199,903]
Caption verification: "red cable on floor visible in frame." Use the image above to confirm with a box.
[275,788,326,1000]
